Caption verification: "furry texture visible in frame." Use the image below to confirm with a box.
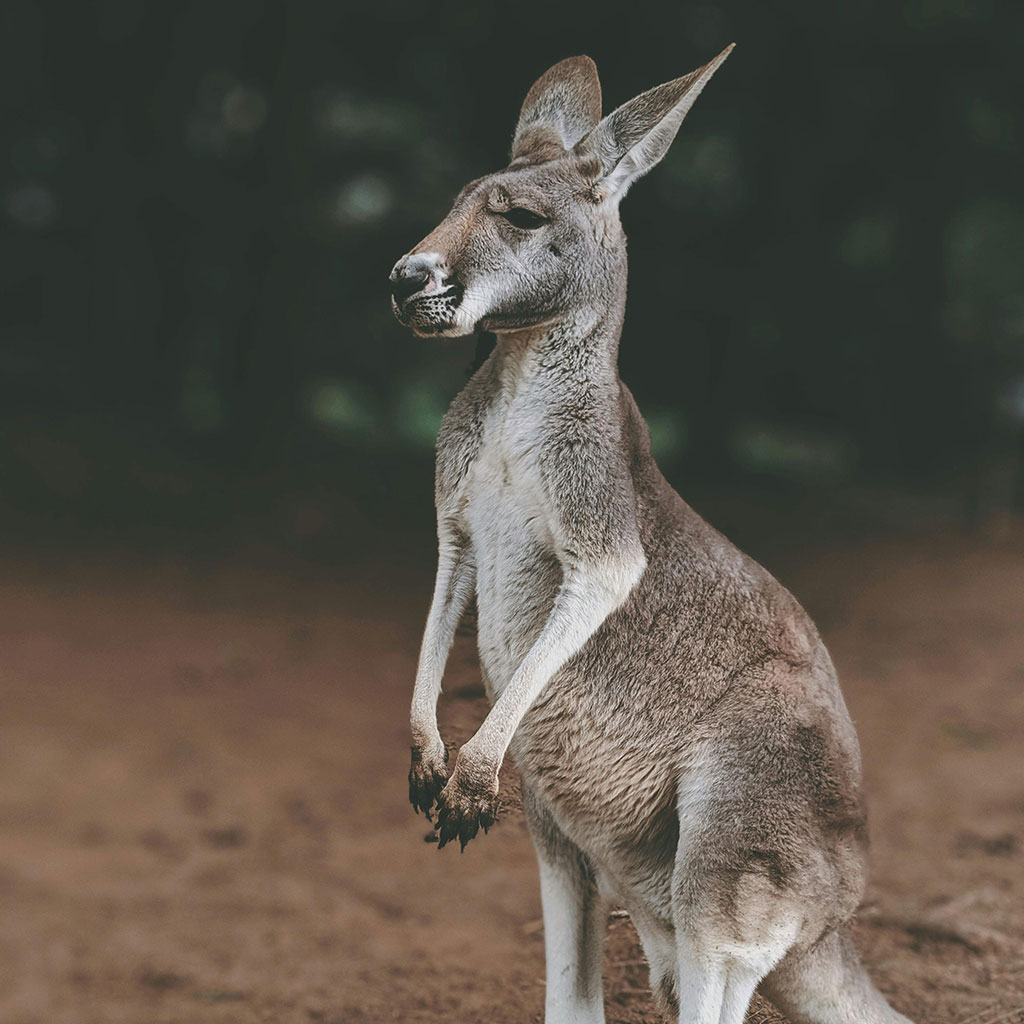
[392,48,913,1024]
[512,55,603,164]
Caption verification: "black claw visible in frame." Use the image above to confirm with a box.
[408,777,428,818]
[435,801,456,849]
[437,815,458,849]
[409,752,449,821]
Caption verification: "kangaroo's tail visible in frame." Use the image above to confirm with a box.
[760,925,913,1024]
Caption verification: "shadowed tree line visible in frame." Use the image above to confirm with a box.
[1,1,1022,538]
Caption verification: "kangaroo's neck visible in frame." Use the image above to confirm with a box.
[493,261,627,396]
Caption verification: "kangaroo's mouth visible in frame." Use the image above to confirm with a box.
[427,284,464,304]
[394,283,465,335]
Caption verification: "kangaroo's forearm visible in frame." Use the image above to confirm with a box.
[465,553,645,768]
[411,540,476,749]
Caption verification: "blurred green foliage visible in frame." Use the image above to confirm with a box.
[1,0,1022,519]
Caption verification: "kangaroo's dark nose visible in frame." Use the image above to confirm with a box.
[389,268,425,299]
[390,266,430,302]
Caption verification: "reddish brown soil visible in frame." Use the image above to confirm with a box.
[1,527,1023,1024]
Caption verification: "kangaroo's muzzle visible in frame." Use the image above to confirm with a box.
[389,252,464,334]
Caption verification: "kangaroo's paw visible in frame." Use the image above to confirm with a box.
[408,744,449,820]
[435,765,498,851]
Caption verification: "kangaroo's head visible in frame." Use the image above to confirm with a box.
[390,46,733,338]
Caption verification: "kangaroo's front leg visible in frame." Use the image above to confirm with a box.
[435,548,645,849]
[408,523,476,819]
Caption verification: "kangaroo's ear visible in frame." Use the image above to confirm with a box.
[575,44,733,202]
[511,56,603,164]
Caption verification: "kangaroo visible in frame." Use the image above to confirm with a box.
[390,46,913,1024]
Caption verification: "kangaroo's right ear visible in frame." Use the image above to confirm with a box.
[511,56,602,165]
[575,44,733,203]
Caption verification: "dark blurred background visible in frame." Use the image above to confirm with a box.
[2,0,1022,557]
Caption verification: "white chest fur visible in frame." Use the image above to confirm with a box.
[463,386,563,696]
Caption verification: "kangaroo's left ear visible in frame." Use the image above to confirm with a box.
[575,44,734,202]
[511,56,603,164]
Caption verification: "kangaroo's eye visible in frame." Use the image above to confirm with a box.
[500,207,548,230]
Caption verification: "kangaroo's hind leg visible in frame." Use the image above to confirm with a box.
[670,864,798,1024]
[523,785,609,1024]
[761,926,914,1024]
[671,759,806,1024]
[625,910,678,1018]
[671,932,774,1024]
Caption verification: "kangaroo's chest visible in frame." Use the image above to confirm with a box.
[462,392,562,691]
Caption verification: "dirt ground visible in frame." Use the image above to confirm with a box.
[1,519,1023,1024]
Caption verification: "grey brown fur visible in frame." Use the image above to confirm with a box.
[391,47,913,1024]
